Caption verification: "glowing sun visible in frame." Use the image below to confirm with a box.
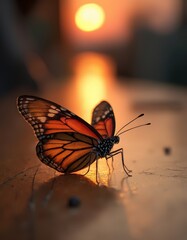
[75,3,105,32]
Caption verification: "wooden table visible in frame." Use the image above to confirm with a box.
[0,55,187,240]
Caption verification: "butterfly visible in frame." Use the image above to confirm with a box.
[17,96,150,177]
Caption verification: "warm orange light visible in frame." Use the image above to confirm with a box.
[72,52,115,123]
[75,3,105,32]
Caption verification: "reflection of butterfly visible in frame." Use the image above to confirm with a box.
[17,96,149,176]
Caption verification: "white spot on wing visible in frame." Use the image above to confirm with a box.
[26,97,35,101]
[96,117,100,122]
[38,117,46,123]
[48,113,55,118]
[49,108,58,114]
[51,105,57,110]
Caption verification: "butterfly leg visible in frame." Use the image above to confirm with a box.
[105,157,113,186]
[105,158,111,174]
[111,156,114,170]
[119,148,132,174]
[116,148,132,176]
[95,159,100,184]
[82,164,91,176]
[108,148,132,176]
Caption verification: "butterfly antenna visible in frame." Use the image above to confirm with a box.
[118,123,151,136]
[116,114,144,135]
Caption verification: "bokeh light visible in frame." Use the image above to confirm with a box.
[75,3,105,32]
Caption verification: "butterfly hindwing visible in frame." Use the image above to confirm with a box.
[17,95,102,140]
[91,101,116,138]
[36,132,98,173]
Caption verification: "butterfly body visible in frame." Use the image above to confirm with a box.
[95,136,119,158]
[17,96,131,176]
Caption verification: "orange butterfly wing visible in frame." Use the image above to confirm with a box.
[91,101,116,138]
[36,132,98,173]
[17,95,103,173]
[17,96,102,140]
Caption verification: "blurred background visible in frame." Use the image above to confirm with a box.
[0,0,187,98]
[1,1,187,239]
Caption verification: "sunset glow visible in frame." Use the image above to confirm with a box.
[72,52,116,122]
[75,3,105,32]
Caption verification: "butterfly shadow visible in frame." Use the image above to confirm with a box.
[2,171,132,240]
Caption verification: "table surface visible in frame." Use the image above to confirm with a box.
[0,55,187,240]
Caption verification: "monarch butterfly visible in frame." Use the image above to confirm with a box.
[17,96,150,177]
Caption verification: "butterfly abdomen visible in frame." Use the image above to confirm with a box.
[95,136,119,158]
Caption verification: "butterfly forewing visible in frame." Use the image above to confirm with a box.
[91,101,116,138]
[17,95,102,140]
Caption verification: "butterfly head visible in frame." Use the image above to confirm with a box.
[111,135,120,144]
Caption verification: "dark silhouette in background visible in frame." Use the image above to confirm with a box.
[0,0,38,96]
[0,0,37,96]
[116,0,187,85]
